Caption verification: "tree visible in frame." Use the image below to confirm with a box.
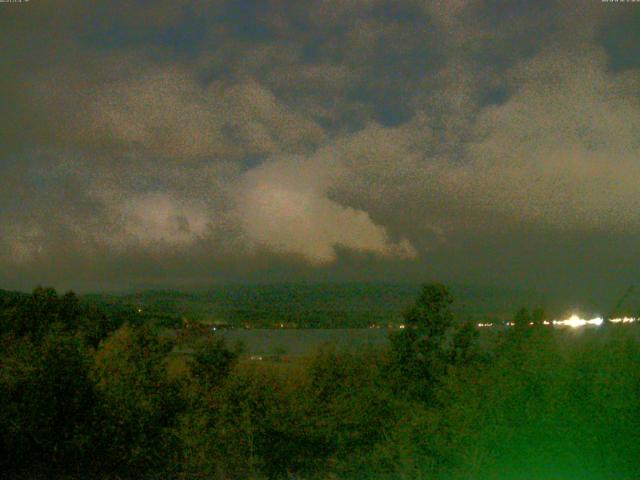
[531,306,545,326]
[0,287,120,349]
[1,287,60,341]
[450,320,480,365]
[389,283,462,401]
[91,324,183,478]
[513,307,531,331]
[403,283,454,337]
[509,306,545,343]
[0,334,97,477]
[189,337,241,391]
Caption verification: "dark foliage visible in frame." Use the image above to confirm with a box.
[1,285,639,479]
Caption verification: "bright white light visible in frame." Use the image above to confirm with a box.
[588,317,603,326]
[607,317,637,324]
[471,315,632,329]
[552,315,604,328]
[563,315,586,328]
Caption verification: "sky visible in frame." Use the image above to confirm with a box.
[0,0,639,297]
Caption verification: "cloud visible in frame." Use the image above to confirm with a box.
[77,64,326,160]
[1,223,46,266]
[237,156,417,264]
[1,0,640,291]
[433,47,640,231]
[103,192,211,249]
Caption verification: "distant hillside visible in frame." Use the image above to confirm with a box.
[82,283,556,329]
[2,282,633,329]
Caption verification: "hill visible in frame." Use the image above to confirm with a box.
[82,283,553,329]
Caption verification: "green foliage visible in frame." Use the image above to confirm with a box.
[0,289,183,478]
[450,320,480,365]
[403,283,454,336]
[303,348,402,477]
[91,323,184,478]
[0,287,65,341]
[513,306,532,329]
[507,305,546,346]
[427,328,640,479]
[0,287,122,348]
[0,334,97,477]
[1,284,639,479]
[388,283,475,401]
[189,337,242,391]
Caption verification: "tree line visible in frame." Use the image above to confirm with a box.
[1,285,639,479]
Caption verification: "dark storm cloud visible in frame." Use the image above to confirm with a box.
[0,0,639,295]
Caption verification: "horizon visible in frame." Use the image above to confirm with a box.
[6,281,636,321]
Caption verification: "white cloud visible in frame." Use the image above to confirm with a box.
[85,64,325,159]
[237,156,417,263]
[113,192,211,248]
[450,48,640,230]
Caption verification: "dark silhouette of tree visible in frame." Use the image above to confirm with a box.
[389,283,473,401]
[189,337,241,390]
[0,287,122,348]
[513,307,532,331]
[450,320,479,365]
[0,334,97,477]
[531,306,545,326]
[91,324,183,478]
[403,283,454,336]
